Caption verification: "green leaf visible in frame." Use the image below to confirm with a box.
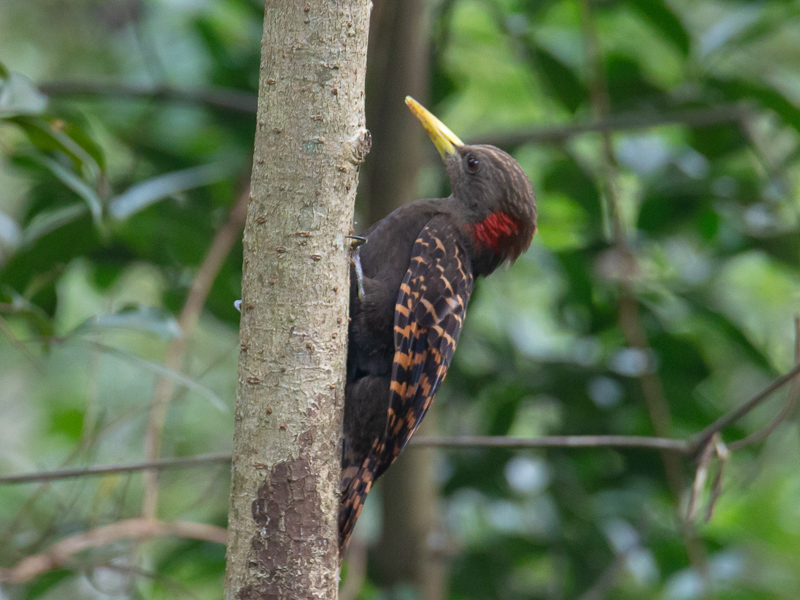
[637,168,711,233]
[109,164,227,220]
[59,117,106,171]
[543,155,602,224]
[9,116,102,176]
[0,71,48,117]
[22,569,72,600]
[49,407,84,440]
[0,291,55,338]
[627,0,691,56]
[606,55,667,110]
[699,4,800,57]
[29,153,103,224]
[683,296,774,371]
[528,41,585,113]
[0,210,21,252]
[73,339,228,413]
[72,306,182,340]
[707,77,800,134]
[747,231,800,269]
[686,120,747,159]
[20,203,88,247]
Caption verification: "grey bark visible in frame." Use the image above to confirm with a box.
[224,2,371,599]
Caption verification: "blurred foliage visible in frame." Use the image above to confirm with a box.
[1,0,800,599]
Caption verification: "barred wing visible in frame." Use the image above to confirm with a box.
[339,216,473,556]
[379,215,474,471]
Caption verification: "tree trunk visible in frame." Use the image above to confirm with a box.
[359,0,430,225]
[373,416,447,600]
[224,2,371,599]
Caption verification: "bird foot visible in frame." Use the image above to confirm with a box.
[346,234,367,248]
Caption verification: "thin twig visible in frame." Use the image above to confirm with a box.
[39,81,258,114]
[687,434,717,522]
[476,105,746,149]
[576,0,712,588]
[705,437,730,522]
[0,404,149,552]
[0,453,232,485]
[37,80,744,147]
[691,359,800,453]
[411,435,689,452]
[0,518,227,584]
[2,355,799,486]
[0,436,690,486]
[725,317,800,452]
[141,187,249,519]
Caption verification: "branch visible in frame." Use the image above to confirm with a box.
[411,435,689,452]
[0,453,232,485]
[37,81,744,147]
[687,434,718,522]
[0,437,685,486]
[0,518,227,584]
[727,316,800,452]
[474,105,746,148]
[685,318,800,524]
[3,356,798,486]
[38,81,257,115]
[576,0,713,584]
[690,358,800,454]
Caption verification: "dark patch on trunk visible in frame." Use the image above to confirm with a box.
[236,450,336,599]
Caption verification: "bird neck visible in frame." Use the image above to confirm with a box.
[469,211,523,254]
[465,210,534,276]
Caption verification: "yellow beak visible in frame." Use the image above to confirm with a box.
[405,96,464,160]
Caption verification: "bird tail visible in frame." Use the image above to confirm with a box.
[338,439,384,560]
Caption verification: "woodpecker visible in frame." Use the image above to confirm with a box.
[340,97,537,557]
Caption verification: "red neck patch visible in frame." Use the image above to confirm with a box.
[469,212,523,254]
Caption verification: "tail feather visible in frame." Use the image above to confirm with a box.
[338,439,383,560]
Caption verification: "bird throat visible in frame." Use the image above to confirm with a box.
[469,211,523,256]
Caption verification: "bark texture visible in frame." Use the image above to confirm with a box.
[225,2,371,599]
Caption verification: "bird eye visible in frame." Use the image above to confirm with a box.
[466,155,480,173]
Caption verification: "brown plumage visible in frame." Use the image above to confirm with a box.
[340,98,537,558]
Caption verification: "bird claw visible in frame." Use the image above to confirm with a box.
[346,234,367,248]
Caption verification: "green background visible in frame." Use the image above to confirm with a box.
[1,0,800,598]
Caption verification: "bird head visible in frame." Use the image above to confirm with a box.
[405,96,537,268]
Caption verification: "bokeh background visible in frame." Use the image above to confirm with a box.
[2,0,800,598]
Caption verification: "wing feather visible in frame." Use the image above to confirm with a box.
[339,215,473,557]
[379,218,473,471]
